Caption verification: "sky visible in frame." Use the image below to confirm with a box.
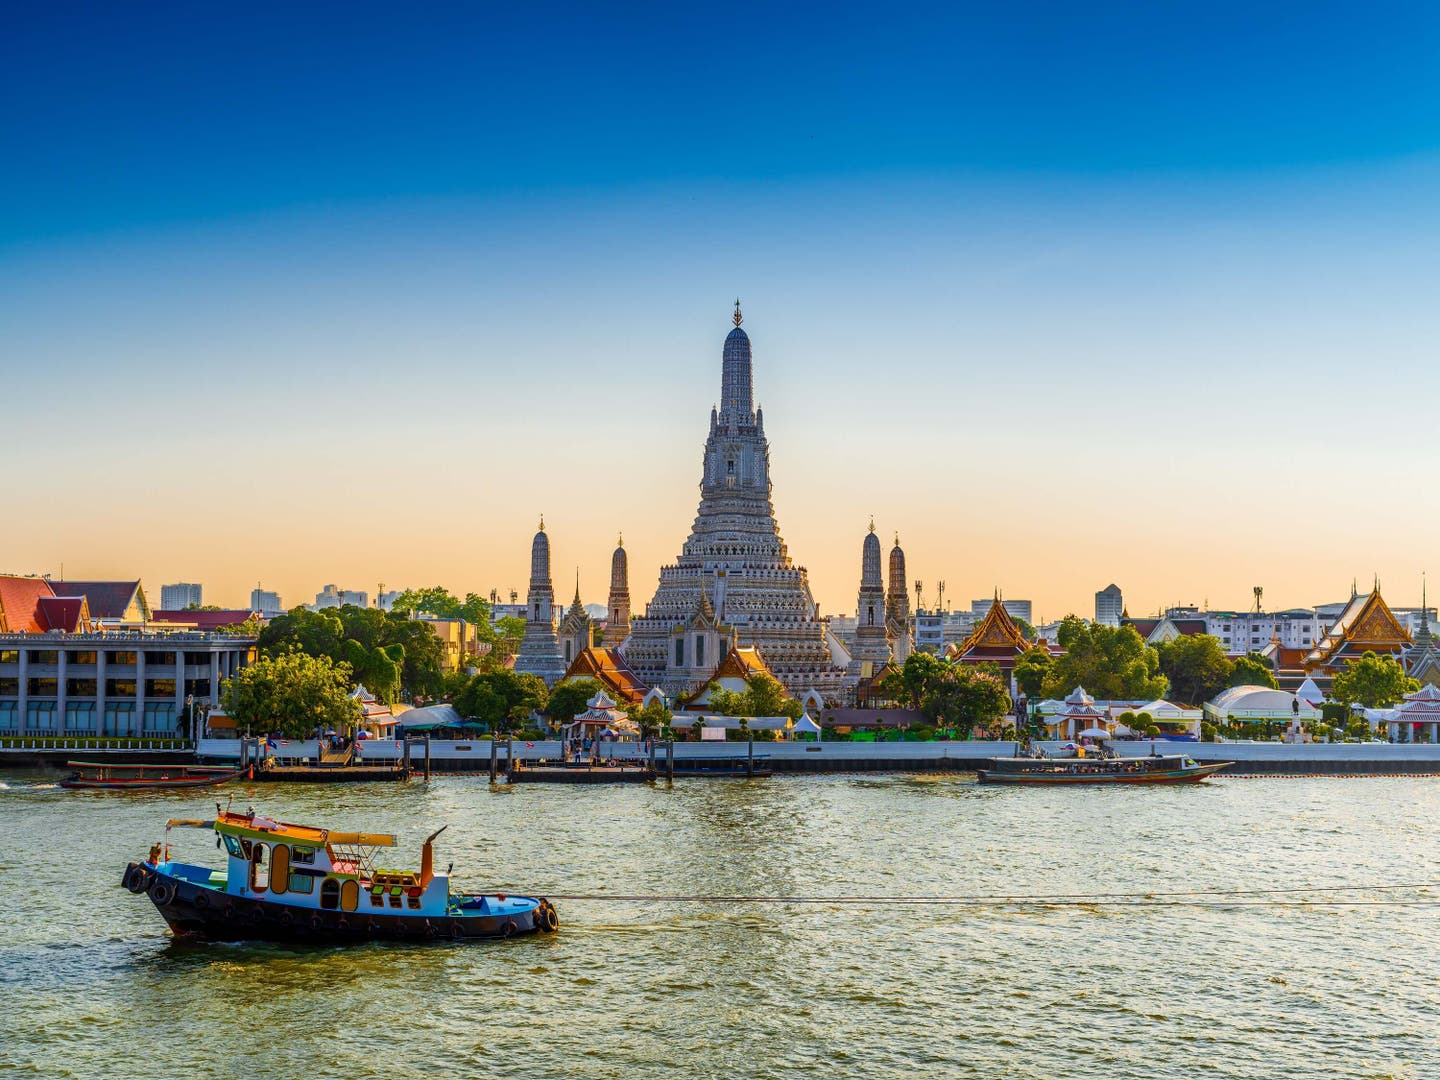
[3,3,1440,621]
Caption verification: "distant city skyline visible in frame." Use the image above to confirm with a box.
[5,7,1438,623]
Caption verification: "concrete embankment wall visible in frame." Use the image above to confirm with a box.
[190,739,1440,776]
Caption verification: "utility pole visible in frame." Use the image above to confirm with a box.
[915,579,925,612]
[937,580,946,613]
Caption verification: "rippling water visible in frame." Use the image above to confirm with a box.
[2,771,1437,1079]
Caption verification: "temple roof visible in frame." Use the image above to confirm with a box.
[713,645,774,682]
[36,595,90,633]
[45,580,148,621]
[1305,588,1411,668]
[0,574,55,633]
[563,646,649,705]
[954,595,1032,658]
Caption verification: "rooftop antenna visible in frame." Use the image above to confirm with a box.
[937,580,946,613]
[1252,586,1263,614]
[377,582,384,610]
[915,579,925,612]
[509,588,518,604]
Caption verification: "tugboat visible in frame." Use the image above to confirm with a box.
[120,807,559,942]
[977,754,1230,785]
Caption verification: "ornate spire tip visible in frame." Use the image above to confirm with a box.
[732,298,743,327]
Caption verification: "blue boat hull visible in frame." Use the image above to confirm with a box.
[124,864,554,943]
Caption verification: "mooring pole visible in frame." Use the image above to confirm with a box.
[403,737,412,778]
[489,734,498,782]
[667,738,675,782]
[747,737,754,778]
[424,734,432,782]
[506,736,514,777]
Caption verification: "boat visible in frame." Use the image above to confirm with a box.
[60,761,242,790]
[976,754,1230,785]
[120,807,558,942]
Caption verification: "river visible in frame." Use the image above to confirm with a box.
[2,771,1436,1078]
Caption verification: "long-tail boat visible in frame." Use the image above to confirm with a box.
[976,754,1230,785]
[120,807,558,942]
[60,761,242,790]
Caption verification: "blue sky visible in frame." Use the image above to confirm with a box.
[3,3,1439,617]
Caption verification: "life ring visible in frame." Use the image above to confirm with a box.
[193,891,210,910]
[501,919,518,938]
[148,880,174,906]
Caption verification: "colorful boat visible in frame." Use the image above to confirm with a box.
[976,754,1230,785]
[60,761,242,790]
[120,807,558,942]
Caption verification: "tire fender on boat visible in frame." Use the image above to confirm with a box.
[277,908,294,925]
[502,919,518,938]
[148,880,174,906]
[336,918,350,932]
[124,865,149,894]
[193,891,210,910]
[309,913,323,930]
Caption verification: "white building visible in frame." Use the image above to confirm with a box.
[249,587,283,615]
[160,582,203,610]
[1204,609,1321,656]
[311,584,368,609]
[377,590,403,612]
[1094,584,1123,627]
[915,610,975,654]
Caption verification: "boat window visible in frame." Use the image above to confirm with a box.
[291,847,317,865]
[222,835,243,858]
[288,873,314,894]
[249,844,269,892]
[320,878,340,910]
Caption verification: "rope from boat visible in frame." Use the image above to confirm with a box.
[527,879,1440,907]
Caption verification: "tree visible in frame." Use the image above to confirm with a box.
[453,669,549,731]
[257,605,445,700]
[546,678,605,724]
[921,664,1011,740]
[1230,652,1278,689]
[626,699,673,740]
[703,673,802,720]
[1331,651,1418,708]
[1157,635,1232,704]
[1014,647,1055,700]
[1045,616,1168,701]
[885,651,949,711]
[221,650,357,739]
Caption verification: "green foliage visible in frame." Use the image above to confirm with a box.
[1014,646,1055,701]
[625,699,673,739]
[1344,717,1374,741]
[1320,702,1350,725]
[704,673,802,719]
[452,668,549,732]
[258,605,445,700]
[1230,652,1278,689]
[1200,720,1219,741]
[1156,635,1232,704]
[546,678,605,724]
[221,650,357,738]
[1331,651,1418,708]
[1047,616,1168,701]
[885,651,949,711]
[920,664,1012,740]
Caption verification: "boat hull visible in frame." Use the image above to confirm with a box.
[125,864,550,943]
[61,775,237,790]
[977,762,1229,785]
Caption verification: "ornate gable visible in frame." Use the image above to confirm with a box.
[959,596,1031,655]
[1346,591,1410,646]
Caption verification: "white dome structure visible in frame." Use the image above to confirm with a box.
[1204,685,1319,723]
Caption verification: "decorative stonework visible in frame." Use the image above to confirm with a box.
[849,522,891,678]
[620,306,853,702]
[602,536,631,646]
[513,519,567,687]
[886,535,913,664]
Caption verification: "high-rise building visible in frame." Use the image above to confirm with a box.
[620,304,850,702]
[312,585,368,609]
[1095,584,1123,627]
[160,582,203,610]
[250,587,283,615]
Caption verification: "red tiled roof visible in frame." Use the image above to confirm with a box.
[150,609,260,630]
[0,575,55,633]
[47,581,146,620]
[36,596,88,632]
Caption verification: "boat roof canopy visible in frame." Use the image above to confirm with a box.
[165,818,217,830]
[213,809,395,848]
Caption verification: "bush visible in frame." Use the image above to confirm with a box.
[1200,721,1218,741]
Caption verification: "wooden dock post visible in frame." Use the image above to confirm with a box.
[240,737,250,771]
[489,734,498,782]
[424,734,432,782]
[403,737,412,778]
[506,736,515,778]
[667,738,674,782]
[747,737,754,778]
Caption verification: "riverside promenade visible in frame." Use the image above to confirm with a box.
[179,738,1440,776]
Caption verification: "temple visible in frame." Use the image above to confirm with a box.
[620,304,852,702]
[886,535,913,664]
[602,537,631,647]
[1302,584,1411,692]
[947,593,1035,687]
[513,518,567,686]
[848,522,891,680]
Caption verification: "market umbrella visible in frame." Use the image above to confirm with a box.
[1078,727,1112,739]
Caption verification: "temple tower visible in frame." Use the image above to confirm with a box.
[603,535,631,646]
[886,534,913,664]
[513,517,567,686]
[558,574,592,668]
[621,303,852,701]
[849,520,892,678]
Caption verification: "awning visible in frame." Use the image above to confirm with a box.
[206,714,237,729]
[1078,727,1112,739]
